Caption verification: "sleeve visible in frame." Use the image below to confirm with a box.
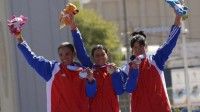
[153,25,181,71]
[17,41,56,81]
[111,69,127,95]
[125,69,139,93]
[86,80,97,97]
[71,29,93,68]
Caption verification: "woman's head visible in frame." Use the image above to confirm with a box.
[91,44,108,66]
[130,31,147,56]
[58,42,75,65]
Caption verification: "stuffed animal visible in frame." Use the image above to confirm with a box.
[59,3,79,29]
[7,15,28,36]
[166,0,188,20]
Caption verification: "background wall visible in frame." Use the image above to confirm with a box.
[0,0,72,111]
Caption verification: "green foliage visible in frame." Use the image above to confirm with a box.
[74,7,123,65]
[172,108,181,112]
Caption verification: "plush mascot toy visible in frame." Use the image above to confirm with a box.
[166,0,188,20]
[59,3,79,29]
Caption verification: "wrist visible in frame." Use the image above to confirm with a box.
[87,77,95,83]
[70,24,77,31]
[174,15,182,26]
[16,34,24,43]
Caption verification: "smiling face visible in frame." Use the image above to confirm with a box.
[91,45,108,66]
[93,49,108,66]
[131,42,146,56]
[130,32,147,56]
[58,42,75,65]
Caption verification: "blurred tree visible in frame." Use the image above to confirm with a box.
[74,5,123,65]
[172,108,181,112]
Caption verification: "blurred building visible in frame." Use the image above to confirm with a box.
[81,0,200,44]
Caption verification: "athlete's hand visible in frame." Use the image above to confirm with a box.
[107,63,118,75]
[86,68,95,82]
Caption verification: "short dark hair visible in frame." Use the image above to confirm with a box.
[130,31,147,48]
[91,44,108,57]
[58,42,75,53]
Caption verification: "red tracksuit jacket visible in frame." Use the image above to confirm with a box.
[89,67,119,112]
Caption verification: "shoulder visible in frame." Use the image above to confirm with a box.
[52,62,61,74]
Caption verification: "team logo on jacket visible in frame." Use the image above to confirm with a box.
[61,74,67,77]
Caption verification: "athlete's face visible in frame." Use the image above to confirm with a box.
[131,42,146,56]
[93,49,108,66]
[58,47,75,65]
